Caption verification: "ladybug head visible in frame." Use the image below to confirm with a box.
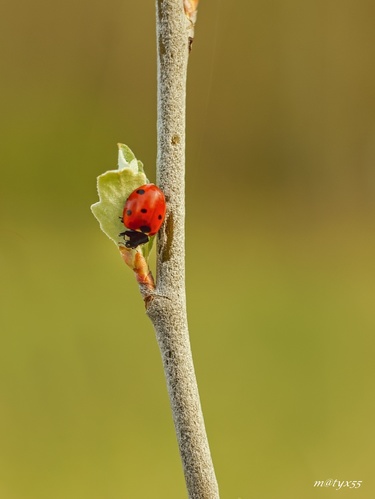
[119,229,149,249]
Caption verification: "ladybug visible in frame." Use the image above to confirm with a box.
[119,184,166,249]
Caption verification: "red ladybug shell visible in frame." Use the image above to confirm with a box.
[122,184,166,236]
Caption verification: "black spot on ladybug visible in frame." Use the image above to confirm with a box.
[140,225,151,234]
[141,208,147,213]
[136,189,145,195]
[126,210,132,216]
[158,214,162,220]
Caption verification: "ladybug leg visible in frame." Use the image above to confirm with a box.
[119,216,124,223]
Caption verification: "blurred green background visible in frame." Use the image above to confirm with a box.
[1,1,375,498]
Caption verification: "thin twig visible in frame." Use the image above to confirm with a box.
[144,1,219,498]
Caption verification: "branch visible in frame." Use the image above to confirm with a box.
[144,1,219,498]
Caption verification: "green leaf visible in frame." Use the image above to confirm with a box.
[117,143,145,174]
[91,144,154,257]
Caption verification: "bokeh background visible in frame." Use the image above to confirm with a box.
[1,1,375,498]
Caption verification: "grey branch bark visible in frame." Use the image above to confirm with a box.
[145,2,219,498]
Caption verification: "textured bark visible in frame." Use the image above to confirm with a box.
[146,1,219,498]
